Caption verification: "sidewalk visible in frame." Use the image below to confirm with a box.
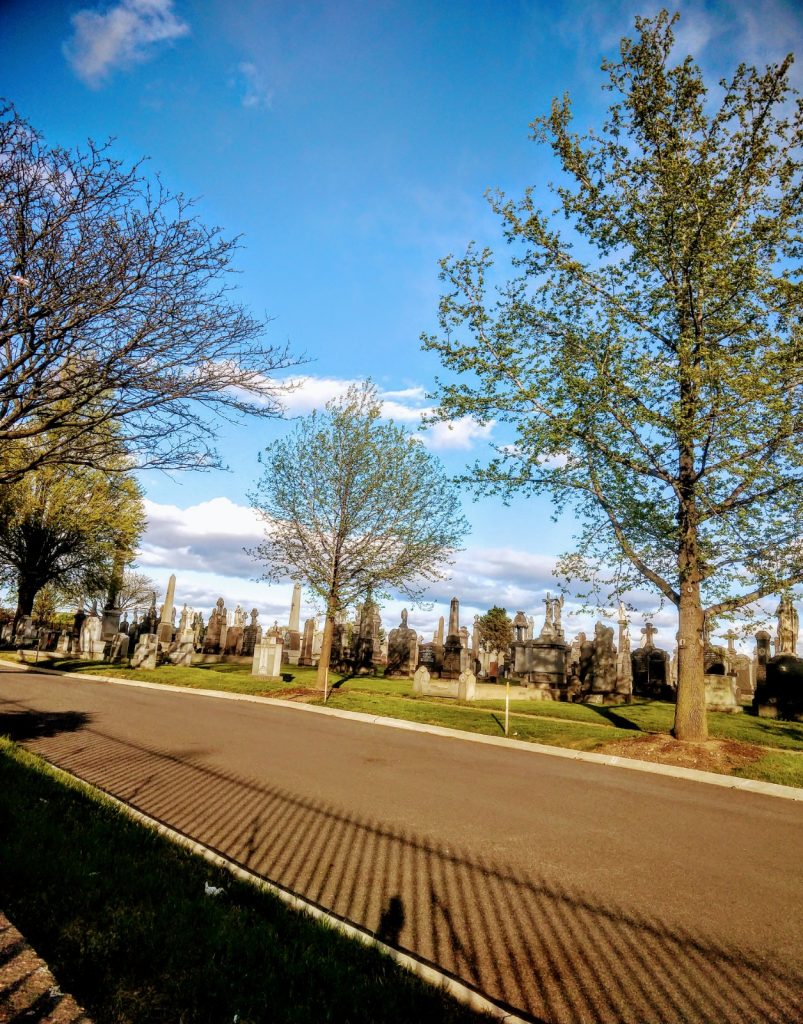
[0,911,91,1023]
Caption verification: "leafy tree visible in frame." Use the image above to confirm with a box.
[0,461,144,632]
[31,585,58,629]
[250,382,469,688]
[477,606,513,652]
[0,103,300,485]
[423,11,803,742]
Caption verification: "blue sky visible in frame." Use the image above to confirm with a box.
[2,0,801,640]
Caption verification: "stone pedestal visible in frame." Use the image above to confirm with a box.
[252,638,283,678]
[157,621,174,646]
[441,636,469,679]
[284,630,301,665]
[513,639,568,691]
[101,608,122,641]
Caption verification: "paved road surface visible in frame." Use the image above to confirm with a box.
[2,665,802,1024]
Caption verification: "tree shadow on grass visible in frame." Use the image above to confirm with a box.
[582,705,644,731]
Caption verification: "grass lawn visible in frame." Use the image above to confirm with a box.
[27,656,803,788]
[0,739,489,1024]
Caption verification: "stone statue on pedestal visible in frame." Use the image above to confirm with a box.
[775,593,799,656]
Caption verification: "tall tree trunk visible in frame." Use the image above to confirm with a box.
[672,314,708,743]
[12,576,38,636]
[673,397,708,741]
[674,580,708,742]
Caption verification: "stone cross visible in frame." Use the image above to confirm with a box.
[641,622,658,648]
[723,629,739,652]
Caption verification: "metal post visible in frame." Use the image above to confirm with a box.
[505,680,510,736]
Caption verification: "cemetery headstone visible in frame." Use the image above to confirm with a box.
[385,609,418,677]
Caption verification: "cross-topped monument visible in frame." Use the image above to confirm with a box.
[641,622,658,648]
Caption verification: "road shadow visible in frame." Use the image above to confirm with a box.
[11,713,802,1024]
[0,709,92,742]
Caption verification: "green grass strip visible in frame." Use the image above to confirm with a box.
[0,739,490,1024]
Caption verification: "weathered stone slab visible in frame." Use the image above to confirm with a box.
[252,638,283,678]
[705,673,742,713]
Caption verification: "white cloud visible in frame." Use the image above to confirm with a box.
[378,398,424,423]
[235,61,273,110]
[380,386,427,402]
[423,416,495,451]
[279,375,360,414]
[272,374,494,450]
[63,0,189,87]
[139,496,264,578]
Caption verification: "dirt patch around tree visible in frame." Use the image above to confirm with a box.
[257,687,321,702]
[594,733,767,775]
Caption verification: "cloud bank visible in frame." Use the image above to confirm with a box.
[137,496,680,641]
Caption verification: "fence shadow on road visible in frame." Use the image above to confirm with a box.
[10,708,802,1024]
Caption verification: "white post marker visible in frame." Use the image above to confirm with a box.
[505,679,510,736]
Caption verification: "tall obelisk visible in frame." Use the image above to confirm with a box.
[157,574,176,645]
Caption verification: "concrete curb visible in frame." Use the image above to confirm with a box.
[31,756,530,1024]
[2,657,802,802]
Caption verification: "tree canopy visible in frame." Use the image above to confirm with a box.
[423,11,803,741]
[250,382,469,686]
[477,606,514,653]
[0,459,144,630]
[0,103,300,485]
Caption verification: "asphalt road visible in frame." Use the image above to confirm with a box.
[1,665,802,1024]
